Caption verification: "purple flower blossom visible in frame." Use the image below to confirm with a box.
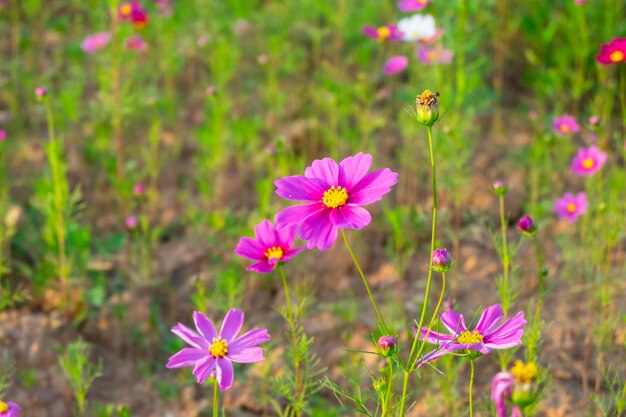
[398,0,431,12]
[166,309,270,391]
[234,220,305,273]
[552,115,580,136]
[126,215,138,229]
[596,38,626,65]
[517,214,535,234]
[133,183,145,196]
[571,145,607,176]
[378,335,397,350]
[553,192,588,222]
[125,35,147,52]
[415,304,526,367]
[432,248,453,272]
[417,46,453,65]
[492,372,520,417]
[81,32,112,54]
[35,86,47,99]
[383,56,408,76]
[362,25,404,42]
[274,153,398,251]
[0,401,21,417]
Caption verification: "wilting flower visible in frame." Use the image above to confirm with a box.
[275,152,398,251]
[596,38,626,65]
[492,372,520,417]
[0,401,20,417]
[0,129,5,142]
[417,46,453,65]
[553,192,587,222]
[517,214,536,234]
[362,25,404,42]
[415,304,526,367]
[167,309,271,391]
[398,0,431,12]
[125,35,147,51]
[234,220,305,273]
[383,56,409,76]
[415,89,440,126]
[432,248,453,272]
[552,115,580,136]
[81,32,112,53]
[571,145,607,176]
[397,14,437,42]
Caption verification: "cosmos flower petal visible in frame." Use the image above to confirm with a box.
[475,304,505,334]
[246,261,275,274]
[166,348,209,368]
[299,209,338,250]
[329,205,372,229]
[228,347,266,363]
[275,175,325,202]
[253,219,276,247]
[171,323,208,349]
[485,311,526,339]
[416,346,451,368]
[348,168,399,205]
[339,152,372,190]
[440,308,467,334]
[276,223,298,248]
[220,309,245,342]
[216,359,234,392]
[275,204,325,229]
[192,356,216,384]
[232,328,272,349]
[234,237,267,261]
[304,157,340,188]
[418,327,455,344]
[281,245,307,261]
[193,311,218,341]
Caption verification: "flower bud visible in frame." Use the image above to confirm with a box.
[126,215,138,230]
[517,214,536,234]
[35,86,47,101]
[415,89,440,126]
[491,181,508,196]
[588,115,600,126]
[377,335,397,352]
[133,183,145,196]
[432,248,453,272]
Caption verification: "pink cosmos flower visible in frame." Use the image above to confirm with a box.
[398,0,431,11]
[133,183,145,196]
[417,46,453,65]
[125,215,138,229]
[492,372,521,417]
[415,304,526,367]
[0,401,21,417]
[81,32,112,54]
[596,38,626,65]
[125,35,147,51]
[571,145,607,176]
[234,220,306,273]
[362,25,404,42]
[166,309,271,391]
[553,192,588,222]
[574,0,585,4]
[0,129,6,142]
[35,86,47,98]
[383,56,409,75]
[552,115,580,136]
[275,153,398,251]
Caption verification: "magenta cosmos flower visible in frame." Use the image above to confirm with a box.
[596,38,626,65]
[398,0,431,11]
[416,304,526,367]
[552,115,580,136]
[571,145,607,176]
[553,192,588,222]
[0,401,20,417]
[81,32,112,53]
[492,372,520,417]
[383,56,409,75]
[167,309,270,391]
[362,25,404,42]
[275,153,398,250]
[417,46,453,65]
[234,220,305,273]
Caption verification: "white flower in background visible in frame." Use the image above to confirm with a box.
[397,14,436,42]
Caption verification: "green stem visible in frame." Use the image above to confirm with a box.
[341,229,387,332]
[413,272,446,365]
[499,194,510,315]
[278,265,293,322]
[468,359,475,417]
[382,358,394,417]
[531,234,544,324]
[213,378,219,417]
[399,125,438,417]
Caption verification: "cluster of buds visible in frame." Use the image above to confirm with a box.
[118,1,148,29]
[415,89,441,127]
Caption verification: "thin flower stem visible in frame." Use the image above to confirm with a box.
[531,234,544,323]
[382,358,394,417]
[400,125,438,417]
[499,194,510,315]
[413,272,447,365]
[468,359,475,417]
[278,265,293,322]
[341,229,388,332]
[212,378,219,417]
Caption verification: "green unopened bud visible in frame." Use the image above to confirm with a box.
[415,90,440,126]
[373,377,387,393]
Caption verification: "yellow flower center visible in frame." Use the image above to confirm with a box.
[457,330,484,344]
[559,124,569,133]
[418,0,427,3]
[209,338,228,358]
[120,3,132,15]
[566,203,577,213]
[377,26,391,40]
[0,402,8,413]
[322,186,349,208]
[582,158,594,169]
[264,246,284,260]
[511,360,538,383]
[427,51,438,61]
[610,50,624,63]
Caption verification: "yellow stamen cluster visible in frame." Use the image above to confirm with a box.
[209,338,228,358]
[264,246,284,260]
[415,90,440,126]
[511,360,538,383]
[120,3,132,16]
[322,186,349,208]
[566,203,577,213]
[377,26,391,40]
[581,158,595,169]
[0,402,8,413]
[457,329,484,344]
[610,50,624,63]
[559,124,570,133]
[416,89,439,107]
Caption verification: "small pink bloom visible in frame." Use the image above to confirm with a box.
[362,25,404,42]
[0,129,6,142]
[383,55,409,75]
[575,0,585,4]
[571,145,607,176]
[0,401,21,417]
[35,86,48,98]
[528,109,538,120]
[596,38,626,65]
[553,192,588,222]
[125,35,147,51]
[588,115,600,126]
[81,32,112,53]
[419,28,444,44]
[133,183,145,196]
[206,85,217,96]
[552,115,580,136]
[397,0,431,12]
[126,215,138,229]
[257,54,268,65]
[417,46,453,65]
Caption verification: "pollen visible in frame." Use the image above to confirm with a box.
[581,158,594,169]
[416,89,439,107]
[511,360,538,383]
[610,50,624,63]
[559,124,570,133]
[209,338,228,358]
[322,186,349,208]
[566,203,577,213]
[0,402,8,413]
[377,26,391,40]
[264,246,284,260]
[457,330,484,344]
